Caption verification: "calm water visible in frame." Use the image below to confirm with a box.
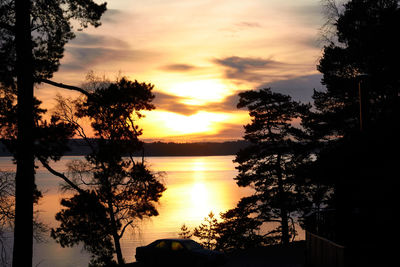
[0,156,254,266]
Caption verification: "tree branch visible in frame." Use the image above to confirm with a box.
[289,216,297,242]
[119,220,134,239]
[39,79,90,97]
[39,159,85,194]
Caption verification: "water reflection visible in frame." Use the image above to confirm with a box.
[154,157,241,225]
[0,156,252,266]
[1,155,306,266]
[192,158,207,172]
[121,156,252,263]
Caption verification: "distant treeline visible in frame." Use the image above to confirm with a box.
[0,139,249,157]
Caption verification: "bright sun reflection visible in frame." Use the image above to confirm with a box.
[191,183,208,206]
[192,159,206,172]
[167,79,232,105]
[189,159,211,217]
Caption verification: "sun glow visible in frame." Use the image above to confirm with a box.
[140,110,230,138]
[162,112,227,135]
[166,79,232,105]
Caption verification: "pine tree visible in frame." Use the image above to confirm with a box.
[50,77,166,266]
[193,212,219,250]
[234,88,310,246]
[1,1,106,265]
[178,224,192,239]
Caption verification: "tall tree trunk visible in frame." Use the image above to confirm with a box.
[107,197,124,265]
[276,153,289,246]
[12,0,35,266]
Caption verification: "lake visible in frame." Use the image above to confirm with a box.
[0,155,255,266]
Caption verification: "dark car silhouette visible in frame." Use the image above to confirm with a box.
[135,238,226,266]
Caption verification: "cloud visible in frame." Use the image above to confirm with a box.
[214,56,286,83]
[235,21,262,28]
[153,91,198,115]
[258,74,325,103]
[215,56,278,71]
[207,94,240,113]
[101,9,126,24]
[211,122,245,140]
[153,90,241,115]
[220,20,262,35]
[190,122,245,142]
[60,33,161,72]
[160,64,197,72]
[60,47,158,72]
[70,33,130,48]
[60,32,156,72]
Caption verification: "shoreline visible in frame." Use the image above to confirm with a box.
[0,140,249,157]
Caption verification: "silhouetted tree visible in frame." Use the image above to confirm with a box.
[0,84,77,182]
[10,2,36,265]
[0,83,79,195]
[178,224,192,239]
[193,212,219,250]
[300,1,400,264]
[309,0,400,139]
[50,77,166,266]
[215,197,268,251]
[303,0,400,216]
[0,86,78,265]
[0,0,106,86]
[0,169,49,266]
[0,1,106,265]
[235,88,310,246]
[0,171,13,265]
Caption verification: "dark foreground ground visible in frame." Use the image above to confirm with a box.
[221,242,305,267]
[126,241,305,267]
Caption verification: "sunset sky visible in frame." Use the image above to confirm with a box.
[36,0,326,142]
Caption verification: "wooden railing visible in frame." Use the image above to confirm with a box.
[306,231,346,267]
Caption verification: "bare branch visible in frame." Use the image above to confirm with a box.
[319,0,346,45]
[289,216,297,242]
[53,96,96,153]
[118,220,134,239]
[39,79,90,97]
[39,159,85,194]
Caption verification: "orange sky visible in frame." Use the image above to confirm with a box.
[35,0,326,142]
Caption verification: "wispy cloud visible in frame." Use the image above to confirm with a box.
[153,91,198,115]
[160,64,197,72]
[101,9,127,24]
[206,94,240,113]
[153,91,240,115]
[219,21,262,36]
[235,21,262,28]
[259,74,325,103]
[60,47,159,72]
[214,56,285,83]
[69,33,130,48]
